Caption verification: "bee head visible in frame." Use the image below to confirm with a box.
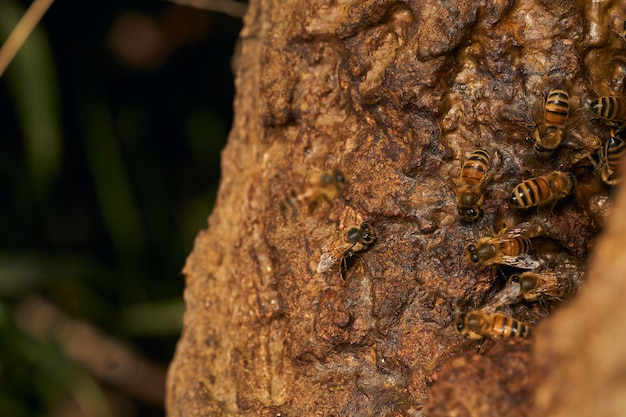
[513,273,538,293]
[359,222,377,245]
[332,169,346,188]
[458,207,482,222]
[533,143,547,154]
[455,313,467,332]
[465,243,479,263]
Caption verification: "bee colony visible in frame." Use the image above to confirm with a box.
[167,1,626,416]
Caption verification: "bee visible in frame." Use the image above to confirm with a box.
[455,148,496,222]
[510,171,576,209]
[466,226,540,270]
[593,128,625,186]
[510,270,578,302]
[317,222,376,274]
[455,310,531,340]
[588,95,626,126]
[530,88,571,154]
[281,169,346,214]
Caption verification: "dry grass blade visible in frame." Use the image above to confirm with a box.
[0,0,55,78]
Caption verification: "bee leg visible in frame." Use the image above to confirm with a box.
[444,160,460,190]
[533,204,550,218]
[492,225,507,237]
[340,256,349,281]
[490,149,505,182]
[340,251,356,281]
[476,337,485,354]
[307,199,320,214]
[477,337,495,355]
[548,200,560,215]
[516,120,536,131]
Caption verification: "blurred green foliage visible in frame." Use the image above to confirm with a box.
[0,0,241,415]
[0,0,62,201]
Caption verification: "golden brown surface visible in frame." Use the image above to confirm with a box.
[167,0,626,415]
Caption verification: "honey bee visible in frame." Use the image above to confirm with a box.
[455,310,531,340]
[510,270,578,302]
[588,95,626,126]
[593,128,625,186]
[510,171,576,209]
[466,225,540,270]
[281,169,346,214]
[317,222,376,274]
[455,148,496,222]
[530,88,571,154]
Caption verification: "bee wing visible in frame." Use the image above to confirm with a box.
[498,254,541,270]
[492,232,524,244]
[482,282,521,313]
[499,107,533,127]
[502,221,545,239]
[319,236,334,253]
[317,236,346,274]
[316,251,340,273]
[564,108,587,132]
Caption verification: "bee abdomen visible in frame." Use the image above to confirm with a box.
[510,172,574,209]
[461,149,490,185]
[281,190,301,213]
[501,235,532,256]
[591,96,626,122]
[606,135,625,170]
[510,177,550,208]
[556,275,577,298]
[456,311,531,340]
[493,315,531,338]
[544,88,570,126]
[592,96,614,119]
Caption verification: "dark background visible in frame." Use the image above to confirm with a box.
[0,1,242,415]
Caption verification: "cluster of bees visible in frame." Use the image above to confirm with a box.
[454,30,626,343]
[280,24,626,349]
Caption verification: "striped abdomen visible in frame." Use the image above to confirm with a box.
[281,188,316,213]
[596,130,625,185]
[456,310,531,339]
[544,88,570,128]
[605,133,625,174]
[499,235,532,257]
[489,313,531,338]
[460,149,490,186]
[591,96,626,123]
[510,171,575,209]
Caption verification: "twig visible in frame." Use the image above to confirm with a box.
[0,0,55,78]
[14,296,167,406]
[165,0,247,19]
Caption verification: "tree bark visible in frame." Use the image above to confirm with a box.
[167,0,626,415]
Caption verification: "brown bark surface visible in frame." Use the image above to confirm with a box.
[167,1,626,416]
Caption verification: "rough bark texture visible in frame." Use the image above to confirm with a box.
[167,1,626,416]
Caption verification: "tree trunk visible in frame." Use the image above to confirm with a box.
[167,0,626,415]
